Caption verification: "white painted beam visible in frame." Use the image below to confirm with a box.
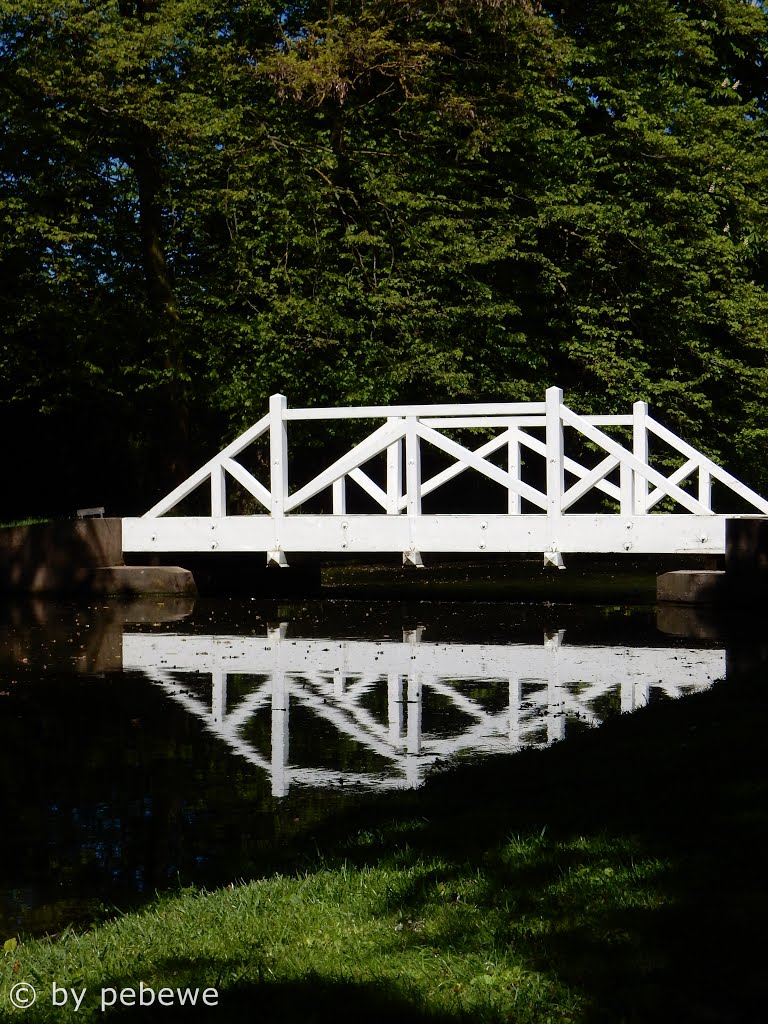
[122,513,728,554]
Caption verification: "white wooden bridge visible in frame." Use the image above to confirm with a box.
[122,387,768,566]
[123,626,724,797]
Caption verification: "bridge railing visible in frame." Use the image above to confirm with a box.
[144,386,768,522]
[126,386,768,561]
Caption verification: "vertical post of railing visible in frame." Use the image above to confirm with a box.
[633,401,649,515]
[270,632,289,799]
[211,463,226,517]
[387,672,404,744]
[332,478,346,514]
[508,677,522,747]
[507,427,521,515]
[406,671,422,755]
[620,463,634,516]
[386,423,403,515]
[404,628,422,785]
[698,465,712,511]
[545,387,564,519]
[545,629,565,743]
[211,669,227,724]
[620,674,635,714]
[405,669,422,789]
[405,417,421,516]
[333,641,347,698]
[269,394,288,516]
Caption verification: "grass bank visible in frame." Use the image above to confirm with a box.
[0,519,51,530]
[2,663,765,1023]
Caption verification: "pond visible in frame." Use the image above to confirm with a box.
[0,594,733,938]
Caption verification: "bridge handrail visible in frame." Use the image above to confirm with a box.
[284,402,547,419]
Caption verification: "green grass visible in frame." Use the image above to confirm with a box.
[1,664,766,1023]
[0,518,51,530]
[0,861,585,1023]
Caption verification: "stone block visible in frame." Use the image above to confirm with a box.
[656,569,726,604]
[90,565,197,597]
[0,518,123,592]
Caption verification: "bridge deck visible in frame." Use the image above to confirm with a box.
[122,512,730,557]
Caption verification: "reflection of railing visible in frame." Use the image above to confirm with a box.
[122,388,768,566]
[123,627,725,797]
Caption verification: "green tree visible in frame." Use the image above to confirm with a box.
[0,0,278,509]
[533,0,768,480]
[2,0,768,515]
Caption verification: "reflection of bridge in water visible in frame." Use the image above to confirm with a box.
[123,629,725,797]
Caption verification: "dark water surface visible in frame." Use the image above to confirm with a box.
[0,595,732,937]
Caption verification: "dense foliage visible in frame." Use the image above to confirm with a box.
[1,0,767,513]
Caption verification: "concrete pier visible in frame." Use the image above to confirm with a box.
[0,519,194,596]
[656,517,768,605]
[656,569,726,605]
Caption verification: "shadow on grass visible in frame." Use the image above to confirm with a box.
[89,966,462,1023]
